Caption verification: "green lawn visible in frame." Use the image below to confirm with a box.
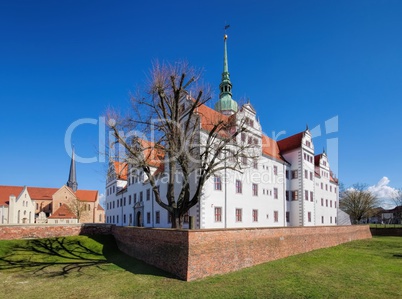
[0,235,401,299]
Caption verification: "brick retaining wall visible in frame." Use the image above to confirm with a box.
[112,225,372,281]
[0,223,113,240]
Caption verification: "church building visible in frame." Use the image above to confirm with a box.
[105,34,339,228]
[0,149,105,224]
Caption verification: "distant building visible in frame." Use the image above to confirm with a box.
[105,34,339,228]
[0,149,104,224]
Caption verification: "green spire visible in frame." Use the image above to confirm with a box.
[215,34,238,115]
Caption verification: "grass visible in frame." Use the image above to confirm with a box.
[0,235,401,299]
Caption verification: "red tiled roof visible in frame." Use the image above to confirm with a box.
[261,135,284,162]
[75,190,98,202]
[138,139,165,168]
[114,161,128,180]
[27,187,58,200]
[97,204,104,211]
[314,154,323,166]
[0,186,24,206]
[277,132,304,153]
[197,103,230,134]
[48,204,77,219]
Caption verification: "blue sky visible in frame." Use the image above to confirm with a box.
[1,0,401,206]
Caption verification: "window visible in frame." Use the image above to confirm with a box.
[321,183,323,189]
[274,211,279,222]
[330,216,333,224]
[134,193,137,203]
[236,180,242,194]
[286,191,290,201]
[117,200,119,208]
[310,191,314,202]
[274,188,278,199]
[335,201,337,208]
[292,191,298,201]
[215,207,222,222]
[310,172,313,181]
[252,209,258,222]
[286,170,289,179]
[326,199,328,207]
[308,212,311,222]
[214,176,222,191]
[291,170,298,179]
[322,216,324,224]
[123,197,126,206]
[306,140,311,147]
[117,215,119,223]
[252,183,258,196]
[330,200,332,208]
[286,211,290,222]
[241,132,246,142]
[147,212,151,224]
[253,159,258,169]
[305,190,308,201]
[235,208,242,222]
[321,198,324,206]
[326,184,328,191]
[123,214,126,224]
[242,156,248,165]
[273,166,278,175]
[146,189,151,201]
[129,195,132,205]
[140,191,143,202]
[304,170,308,179]
[155,211,160,224]
[129,213,132,225]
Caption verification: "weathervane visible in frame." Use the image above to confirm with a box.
[224,23,230,39]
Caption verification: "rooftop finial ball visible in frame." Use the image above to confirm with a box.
[224,34,228,40]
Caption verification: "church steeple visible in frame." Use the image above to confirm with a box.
[67,147,78,192]
[215,33,238,115]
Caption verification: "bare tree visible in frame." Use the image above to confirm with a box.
[66,198,88,223]
[339,184,379,224]
[107,61,255,228]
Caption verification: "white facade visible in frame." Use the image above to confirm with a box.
[105,121,339,229]
[6,186,36,224]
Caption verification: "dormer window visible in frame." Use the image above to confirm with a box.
[306,140,311,147]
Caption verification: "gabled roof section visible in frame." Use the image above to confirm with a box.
[27,187,59,200]
[277,132,304,153]
[75,190,98,202]
[48,204,77,219]
[97,204,104,211]
[138,139,165,168]
[314,154,323,166]
[261,135,285,162]
[113,161,128,180]
[0,185,24,206]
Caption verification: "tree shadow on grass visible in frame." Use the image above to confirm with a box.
[89,235,175,279]
[0,235,173,279]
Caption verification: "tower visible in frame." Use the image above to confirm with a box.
[67,148,78,192]
[215,33,238,115]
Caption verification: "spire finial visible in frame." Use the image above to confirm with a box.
[67,146,78,192]
[215,24,238,115]
[306,123,309,131]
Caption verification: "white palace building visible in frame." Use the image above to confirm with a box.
[105,35,339,229]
